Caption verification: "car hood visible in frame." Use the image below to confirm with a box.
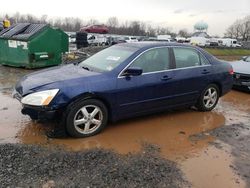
[228,60,250,75]
[15,64,100,96]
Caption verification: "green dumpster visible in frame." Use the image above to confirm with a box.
[0,23,68,68]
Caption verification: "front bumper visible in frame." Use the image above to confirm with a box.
[21,106,57,120]
[233,73,250,91]
[13,89,59,120]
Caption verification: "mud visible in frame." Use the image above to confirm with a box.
[1,64,250,187]
[0,144,189,188]
[210,124,250,186]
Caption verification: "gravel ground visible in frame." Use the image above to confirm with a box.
[210,123,250,187]
[0,143,189,188]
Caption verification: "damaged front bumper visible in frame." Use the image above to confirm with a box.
[12,89,58,120]
[21,106,57,120]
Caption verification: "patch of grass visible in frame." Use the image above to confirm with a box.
[204,48,250,56]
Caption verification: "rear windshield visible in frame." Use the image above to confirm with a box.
[79,46,137,72]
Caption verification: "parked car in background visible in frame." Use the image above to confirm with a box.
[66,32,76,43]
[87,34,107,46]
[110,37,127,45]
[229,56,250,91]
[190,37,210,47]
[14,42,233,138]
[157,35,172,40]
[80,25,109,34]
[219,38,241,48]
[143,38,175,43]
[124,36,138,43]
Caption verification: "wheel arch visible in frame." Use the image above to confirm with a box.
[67,92,112,120]
[209,82,222,96]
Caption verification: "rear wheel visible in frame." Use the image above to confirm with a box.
[65,99,108,137]
[196,84,219,111]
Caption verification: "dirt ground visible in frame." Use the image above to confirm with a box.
[0,55,250,187]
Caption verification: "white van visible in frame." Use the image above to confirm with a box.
[124,36,138,43]
[190,37,210,47]
[88,34,107,46]
[219,38,241,47]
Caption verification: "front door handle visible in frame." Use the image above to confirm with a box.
[202,69,210,74]
[161,75,172,81]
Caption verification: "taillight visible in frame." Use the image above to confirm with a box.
[229,68,234,75]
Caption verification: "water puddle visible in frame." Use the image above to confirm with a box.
[182,144,245,188]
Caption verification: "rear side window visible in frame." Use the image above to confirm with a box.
[173,48,201,68]
[200,54,210,65]
[130,48,170,73]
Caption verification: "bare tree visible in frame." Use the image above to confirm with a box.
[240,16,250,41]
[87,19,99,26]
[107,17,119,28]
[0,12,185,37]
[178,29,191,38]
[225,15,250,41]
[146,25,156,37]
[106,17,119,34]
[156,27,172,35]
[40,15,48,24]
[225,20,242,39]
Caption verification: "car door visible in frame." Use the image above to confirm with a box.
[116,47,177,118]
[169,47,213,105]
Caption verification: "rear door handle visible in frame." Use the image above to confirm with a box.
[202,69,210,74]
[161,75,172,81]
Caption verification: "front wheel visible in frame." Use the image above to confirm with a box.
[65,99,108,138]
[196,84,219,112]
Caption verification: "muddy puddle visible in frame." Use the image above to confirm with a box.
[0,65,249,188]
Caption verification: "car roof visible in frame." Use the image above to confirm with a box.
[117,41,194,49]
[116,42,214,59]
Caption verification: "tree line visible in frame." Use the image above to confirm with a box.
[225,15,250,41]
[2,12,250,40]
[0,13,191,37]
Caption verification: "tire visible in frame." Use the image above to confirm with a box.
[195,84,219,112]
[65,99,108,138]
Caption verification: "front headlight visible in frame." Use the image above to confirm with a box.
[21,89,59,106]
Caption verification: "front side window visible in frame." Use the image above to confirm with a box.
[130,48,170,73]
[173,48,201,68]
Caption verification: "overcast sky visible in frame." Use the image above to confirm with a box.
[1,0,250,36]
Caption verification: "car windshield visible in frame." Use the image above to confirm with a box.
[79,46,137,72]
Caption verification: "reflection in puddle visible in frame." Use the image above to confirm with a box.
[16,110,225,158]
[0,65,32,94]
[0,85,225,159]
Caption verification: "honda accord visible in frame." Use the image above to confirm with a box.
[13,42,233,137]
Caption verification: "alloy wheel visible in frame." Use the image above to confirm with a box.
[203,87,218,109]
[73,105,103,134]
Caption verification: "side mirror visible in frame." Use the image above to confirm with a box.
[241,56,247,61]
[122,67,143,77]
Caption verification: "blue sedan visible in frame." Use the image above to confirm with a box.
[14,42,233,137]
